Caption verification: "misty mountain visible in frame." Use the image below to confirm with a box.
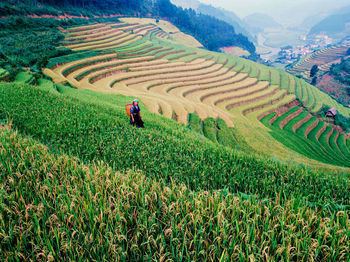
[170,0,200,10]
[171,0,255,43]
[243,13,283,34]
[196,4,255,43]
[308,5,350,39]
[300,14,328,30]
[159,0,256,55]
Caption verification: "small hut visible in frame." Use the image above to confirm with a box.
[326,108,337,118]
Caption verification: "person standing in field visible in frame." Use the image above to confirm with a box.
[130,99,144,128]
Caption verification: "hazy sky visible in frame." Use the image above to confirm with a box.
[198,0,350,25]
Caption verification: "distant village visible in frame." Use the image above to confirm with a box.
[269,34,349,65]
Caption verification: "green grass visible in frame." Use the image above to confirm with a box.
[295,78,304,103]
[215,118,253,152]
[270,70,280,86]
[261,110,350,168]
[270,107,299,128]
[296,117,317,136]
[279,71,289,91]
[2,16,350,262]
[0,17,74,70]
[328,130,349,161]
[187,115,247,152]
[0,67,7,77]
[1,126,349,261]
[258,66,270,81]
[317,126,347,164]
[283,111,308,131]
[47,50,102,69]
[338,133,350,157]
[202,117,217,142]
[37,78,59,95]
[187,113,203,135]
[14,72,34,84]
[1,83,349,207]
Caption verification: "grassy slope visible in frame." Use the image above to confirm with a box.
[1,18,350,260]
[1,83,349,206]
[260,112,349,167]
[47,46,348,168]
[157,39,350,164]
[14,71,34,84]
[119,17,203,48]
[0,68,7,76]
[1,126,349,261]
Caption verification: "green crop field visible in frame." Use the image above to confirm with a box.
[1,82,350,260]
[287,45,349,82]
[1,17,350,261]
[37,20,350,166]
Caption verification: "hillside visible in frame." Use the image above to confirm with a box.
[158,0,256,54]
[1,117,349,260]
[170,0,200,10]
[171,0,255,56]
[286,45,350,81]
[286,45,350,108]
[309,5,350,40]
[185,2,255,43]
[243,13,283,34]
[38,19,350,169]
[317,56,350,106]
[329,56,350,85]
[317,73,350,106]
[0,0,256,56]
[300,13,328,30]
[1,9,350,260]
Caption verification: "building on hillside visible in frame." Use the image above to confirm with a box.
[326,108,337,118]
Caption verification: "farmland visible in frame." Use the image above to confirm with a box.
[1,16,350,261]
[1,121,349,260]
[286,45,350,82]
[46,20,350,168]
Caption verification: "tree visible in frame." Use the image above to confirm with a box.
[310,64,319,77]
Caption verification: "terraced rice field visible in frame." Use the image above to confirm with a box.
[120,17,203,48]
[287,45,350,81]
[260,104,350,167]
[45,20,350,167]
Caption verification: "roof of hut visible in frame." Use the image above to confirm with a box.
[326,108,337,117]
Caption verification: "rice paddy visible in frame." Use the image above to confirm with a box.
[43,20,350,167]
[1,18,350,260]
[287,45,350,81]
[1,123,349,261]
